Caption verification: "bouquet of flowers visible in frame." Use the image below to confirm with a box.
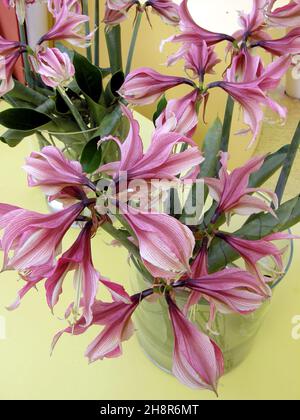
[0,0,300,394]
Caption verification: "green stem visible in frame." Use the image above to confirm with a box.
[57,86,89,141]
[101,222,154,284]
[130,256,154,285]
[220,95,234,153]
[18,23,33,87]
[101,222,140,259]
[82,0,92,63]
[275,121,300,205]
[125,12,142,76]
[94,0,100,67]
[105,25,123,73]
[49,134,57,147]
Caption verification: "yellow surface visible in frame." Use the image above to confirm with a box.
[0,107,300,400]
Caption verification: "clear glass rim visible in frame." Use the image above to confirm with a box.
[38,126,101,137]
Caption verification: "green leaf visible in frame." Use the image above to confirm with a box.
[46,117,88,154]
[249,145,290,188]
[153,95,167,125]
[0,129,35,147]
[0,108,52,131]
[73,52,106,124]
[208,195,300,272]
[220,95,234,153]
[180,119,222,225]
[274,121,300,204]
[94,106,123,138]
[105,71,125,106]
[105,25,123,74]
[3,94,35,109]
[91,106,123,165]
[201,117,223,178]
[80,133,121,174]
[35,98,56,115]
[80,136,102,173]
[204,144,291,230]
[8,80,47,106]
[86,97,108,125]
[67,79,82,96]
[73,52,103,103]
[100,67,111,78]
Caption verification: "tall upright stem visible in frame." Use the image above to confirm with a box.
[275,121,300,205]
[57,86,89,141]
[105,25,123,73]
[82,0,92,63]
[94,0,100,66]
[125,12,142,76]
[18,23,33,87]
[220,95,234,153]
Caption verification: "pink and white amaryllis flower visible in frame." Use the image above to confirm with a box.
[2,0,36,24]
[216,232,295,285]
[232,0,270,43]
[162,0,234,58]
[0,201,85,276]
[212,55,291,146]
[0,51,23,97]
[103,0,134,25]
[51,279,141,362]
[227,49,264,83]
[98,105,203,182]
[155,90,200,137]
[47,0,82,16]
[167,296,224,393]
[106,0,132,9]
[183,42,221,81]
[182,267,269,318]
[104,0,180,26]
[166,41,221,80]
[147,0,180,26]
[33,47,75,88]
[104,8,128,25]
[38,2,92,47]
[266,0,300,27]
[119,67,194,106]
[205,153,278,221]
[123,208,195,280]
[251,28,300,56]
[23,146,95,195]
[183,242,209,314]
[0,36,24,97]
[0,36,23,56]
[7,267,50,312]
[45,222,99,326]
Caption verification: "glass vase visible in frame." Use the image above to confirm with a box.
[131,236,294,374]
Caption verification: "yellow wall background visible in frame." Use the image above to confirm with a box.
[0,2,299,401]
[97,1,285,168]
